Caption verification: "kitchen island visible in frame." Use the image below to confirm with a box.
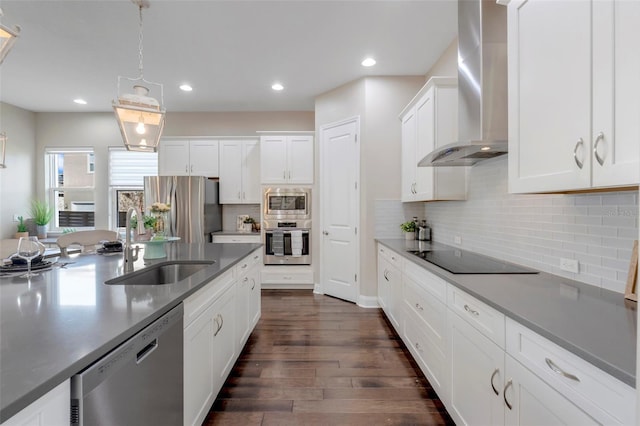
[0,242,261,423]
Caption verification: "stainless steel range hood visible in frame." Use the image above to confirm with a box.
[419,0,508,167]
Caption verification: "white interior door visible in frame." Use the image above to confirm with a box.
[320,117,359,303]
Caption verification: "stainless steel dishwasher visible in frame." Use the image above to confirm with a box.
[71,304,183,426]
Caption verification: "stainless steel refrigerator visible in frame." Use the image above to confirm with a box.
[143,176,222,244]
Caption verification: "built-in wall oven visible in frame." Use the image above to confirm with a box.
[263,188,311,265]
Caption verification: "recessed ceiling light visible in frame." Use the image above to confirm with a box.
[272,83,284,91]
[73,99,87,105]
[179,84,193,92]
[480,146,491,151]
[361,57,376,67]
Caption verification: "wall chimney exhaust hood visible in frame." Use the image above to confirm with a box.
[419,0,508,167]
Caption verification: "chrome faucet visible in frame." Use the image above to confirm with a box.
[124,206,145,272]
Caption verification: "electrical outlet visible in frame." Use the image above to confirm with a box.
[454,235,462,245]
[13,214,20,222]
[560,258,579,274]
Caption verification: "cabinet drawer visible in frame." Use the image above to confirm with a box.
[261,268,313,284]
[506,318,635,425]
[237,249,263,277]
[402,308,447,394]
[377,244,403,269]
[448,286,505,348]
[183,268,235,328]
[404,259,447,303]
[403,275,446,344]
[211,234,261,243]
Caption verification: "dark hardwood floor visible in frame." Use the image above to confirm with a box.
[204,289,454,426]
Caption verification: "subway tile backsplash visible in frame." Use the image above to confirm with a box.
[222,204,261,232]
[376,156,638,293]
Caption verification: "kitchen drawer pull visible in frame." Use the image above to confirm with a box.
[214,314,224,336]
[545,358,580,382]
[243,277,249,283]
[251,278,256,290]
[593,132,605,166]
[254,255,260,260]
[490,368,500,396]
[573,138,584,169]
[414,342,422,352]
[283,171,286,179]
[503,379,513,410]
[241,263,248,269]
[464,304,479,316]
[383,270,390,281]
[415,303,423,311]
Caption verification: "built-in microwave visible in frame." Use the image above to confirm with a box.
[263,187,311,220]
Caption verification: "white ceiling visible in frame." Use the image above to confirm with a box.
[0,0,457,113]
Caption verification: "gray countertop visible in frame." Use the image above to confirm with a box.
[0,242,261,423]
[377,239,637,388]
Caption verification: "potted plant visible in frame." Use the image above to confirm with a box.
[400,220,417,240]
[15,216,29,239]
[243,217,255,233]
[30,200,54,239]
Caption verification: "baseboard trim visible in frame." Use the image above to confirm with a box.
[357,295,380,309]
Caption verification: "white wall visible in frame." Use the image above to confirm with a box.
[0,102,36,239]
[315,76,426,300]
[33,110,314,231]
[425,37,458,81]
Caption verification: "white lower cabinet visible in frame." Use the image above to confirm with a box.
[375,243,635,426]
[236,249,262,348]
[1,380,69,426]
[376,249,402,330]
[504,354,601,425]
[183,250,261,426]
[448,309,505,426]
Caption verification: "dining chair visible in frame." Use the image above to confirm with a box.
[56,230,119,256]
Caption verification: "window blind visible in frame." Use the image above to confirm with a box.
[109,147,158,186]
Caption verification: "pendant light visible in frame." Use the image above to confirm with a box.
[0,8,20,64]
[113,0,165,152]
[0,133,7,168]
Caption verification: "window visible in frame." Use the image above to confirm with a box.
[108,147,158,229]
[45,148,95,231]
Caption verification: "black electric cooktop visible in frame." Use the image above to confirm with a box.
[408,249,539,275]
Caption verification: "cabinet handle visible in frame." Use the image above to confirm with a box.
[243,191,246,200]
[191,164,194,173]
[545,358,580,382]
[384,270,389,281]
[253,255,260,260]
[283,276,292,280]
[251,278,256,290]
[490,368,500,396]
[241,263,248,269]
[593,132,605,166]
[415,303,423,311]
[243,277,249,282]
[503,379,513,410]
[464,304,479,316]
[323,231,329,236]
[214,314,224,336]
[185,165,189,173]
[237,191,241,199]
[288,170,291,180]
[414,342,423,352]
[573,138,584,169]
[391,256,396,261]
[283,170,286,179]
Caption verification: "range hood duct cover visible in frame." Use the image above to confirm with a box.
[419,0,508,167]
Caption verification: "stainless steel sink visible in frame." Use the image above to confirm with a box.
[105,260,215,285]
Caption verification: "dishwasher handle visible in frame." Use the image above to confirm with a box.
[136,339,158,364]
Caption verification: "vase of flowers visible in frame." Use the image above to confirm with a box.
[149,202,170,238]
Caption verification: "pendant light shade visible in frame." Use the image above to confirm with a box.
[114,79,165,152]
[0,9,20,64]
[113,0,165,152]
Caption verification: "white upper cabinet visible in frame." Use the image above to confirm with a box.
[400,77,466,202]
[260,134,314,184]
[507,0,639,193]
[219,139,260,204]
[158,139,219,177]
